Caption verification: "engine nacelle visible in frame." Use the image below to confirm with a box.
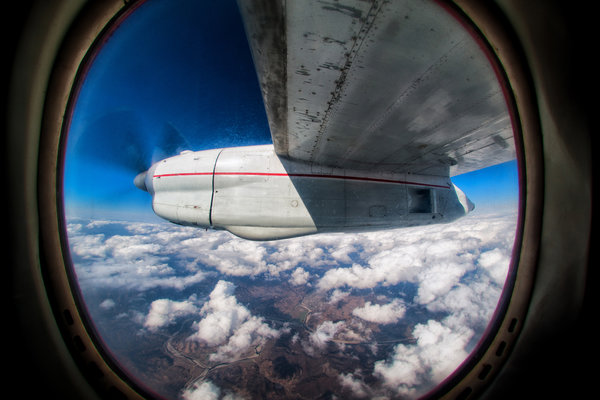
[136,145,473,240]
[138,149,220,227]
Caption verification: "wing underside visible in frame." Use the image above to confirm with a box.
[237,0,515,177]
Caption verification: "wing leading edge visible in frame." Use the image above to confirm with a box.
[237,0,515,177]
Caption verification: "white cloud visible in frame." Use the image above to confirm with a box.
[189,281,249,345]
[315,213,516,301]
[328,289,350,304]
[181,380,244,400]
[144,298,199,331]
[201,240,270,276]
[105,234,162,259]
[311,320,344,348]
[374,319,472,397]
[181,380,220,400]
[339,373,370,398]
[414,261,472,305]
[188,281,280,362]
[68,221,210,291]
[74,259,208,291]
[479,248,511,285]
[69,233,109,259]
[290,267,310,285]
[304,320,345,355]
[207,316,281,362]
[352,299,406,324]
[99,299,115,310]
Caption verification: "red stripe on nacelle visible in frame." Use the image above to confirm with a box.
[153,171,451,189]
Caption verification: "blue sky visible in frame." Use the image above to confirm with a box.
[63,0,519,220]
[64,0,270,218]
[452,160,519,211]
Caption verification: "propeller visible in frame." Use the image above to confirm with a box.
[75,110,150,174]
[151,120,192,165]
[76,110,190,175]
[69,110,191,204]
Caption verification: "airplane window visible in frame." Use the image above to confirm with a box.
[61,0,521,399]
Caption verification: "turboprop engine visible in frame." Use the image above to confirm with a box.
[135,144,474,240]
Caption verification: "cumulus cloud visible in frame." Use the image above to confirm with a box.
[315,213,515,308]
[188,281,280,362]
[302,320,346,356]
[339,373,370,398]
[74,259,208,291]
[67,221,209,291]
[352,299,406,324]
[105,235,162,259]
[414,260,473,305]
[328,289,350,304]
[374,319,472,397]
[144,298,199,331]
[310,320,344,349]
[99,299,115,310]
[182,381,220,400]
[201,240,271,276]
[189,281,250,345]
[181,380,243,400]
[69,232,110,259]
[479,248,512,285]
[290,267,310,285]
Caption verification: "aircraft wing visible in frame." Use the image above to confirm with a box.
[237,0,515,177]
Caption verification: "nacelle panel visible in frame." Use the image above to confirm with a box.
[140,145,473,240]
[211,147,316,230]
[148,149,220,227]
[152,190,212,227]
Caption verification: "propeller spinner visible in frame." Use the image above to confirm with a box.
[134,171,148,192]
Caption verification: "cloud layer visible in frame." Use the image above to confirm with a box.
[67,209,518,398]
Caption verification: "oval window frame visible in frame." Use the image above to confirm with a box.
[35,1,543,399]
